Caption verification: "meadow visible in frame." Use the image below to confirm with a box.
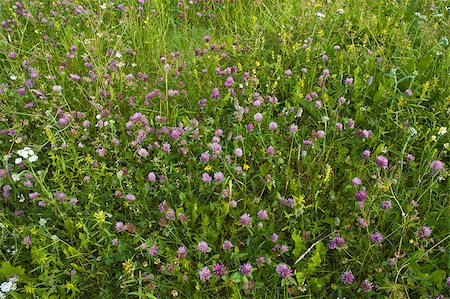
[0,0,449,298]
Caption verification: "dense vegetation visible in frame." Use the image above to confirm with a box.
[0,0,449,298]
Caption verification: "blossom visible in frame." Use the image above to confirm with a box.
[360,279,373,292]
[275,263,292,278]
[268,122,278,131]
[253,113,263,122]
[213,172,224,182]
[429,160,443,172]
[416,226,432,238]
[240,263,252,276]
[361,150,371,158]
[213,263,226,276]
[376,155,388,168]
[370,232,383,244]
[351,177,362,186]
[380,200,392,210]
[257,210,268,219]
[240,213,251,226]
[223,240,233,250]
[23,235,32,245]
[341,271,354,284]
[197,241,209,253]
[177,246,187,258]
[148,245,158,256]
[199,267,211,281]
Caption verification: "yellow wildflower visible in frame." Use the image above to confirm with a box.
[243,164,250,171]
[204,165,212,171]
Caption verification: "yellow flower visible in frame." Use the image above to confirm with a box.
[204,165,213,171]
[243,164,250,171]
[94,210,106,223]
[65,282,75,291]
[409,239,414,244]
[25,286,36,294]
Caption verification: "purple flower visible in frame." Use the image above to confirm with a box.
[416,226,432,238]
[224,76,234,87]
[115,222,127,232]
[257,210,268,219]
[240,213,251,226]
[268,122,278,131]
[406,153,415,161]
[358,218,367,228]
[271,233,278,242]
[24,235,32,245]
[162,143,171,153]
[266,146,274,155]
[240,263,252,276]
[148,245,158,256]
[214,172,224,182]
[223,240,233,250]
[376,155,388,168]
[126,194,136,201]
[351,177,362,186]
[289,124,298,133]
[202,173,212,183]
[335,236,345,247]
[275,263,292,278]
[336,122,343,130]
[360,279,373,292]
[199,267,211,281]
[197,241,209,253]
[341,271,354,284]
[344,77,354,85]
[235,148,243,157]
[380,200,392,210]
[405,89,413,97]
[213,263,226,276]
[112,238,119,246]
[355,191,367,201]
[177,246,187,258]
[429,160,443,172]
[210,87,220,99]
[285,69,292,76]
[361,150,371,159]
[370,232,383,244]
[253,113,263,123]
[148,172,157,182]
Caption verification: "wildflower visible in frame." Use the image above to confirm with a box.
[213,172,224,182]
[361,150,371,159]
[148,246,159,256]
[376,155,388,168]
[266,146,274,155]
[351,177,362,186]
[223,240,233,251]
[240,213,251,226]
[370,232,383,244]
[344,77,354,85]
[380,200,392,210]
[177,246,187,258]
[406,154,415,161]
[430,160,443,172]
[112,238,119,246]
[213,263,226,276]
[341,271,354,284]
[254,113,263,123]
[240,263,252,276]
[355,191,367,201]
[162,143,171,153]
[115,222,127,232]
[24,235,32,246]
[358,218,367,228]
[269,122,278,131]
[243,164,250,171]
[416,226,432,238]
[438,127,447,135]
[202,173,212,183]
[199,267,211,281]
[360,279,373,292]
[271,233,278,242]
[126,194,136,201]
[405,89,413,96]
[148,172,157,182]
[289,124,298,133]
[257,210,268,219]
[235,148,243,157]
[197,241,209,253]
[276,263,292,278]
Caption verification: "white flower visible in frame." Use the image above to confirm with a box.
[28,155,38,163]
[315,12,325,18]
[100,3,107,9]
[11,173,20,182]
[438,127,447,135]
[14,158,22,165]
[0,281,15,293]
[51,235,59,241]
[0,222,5,229]
[336,8,344,14]
[115,52,122,58]
[10,75,17,80]
[408,127,418,136]
[39,218,47,226]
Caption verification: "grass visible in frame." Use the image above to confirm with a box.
[0,0,449,298]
